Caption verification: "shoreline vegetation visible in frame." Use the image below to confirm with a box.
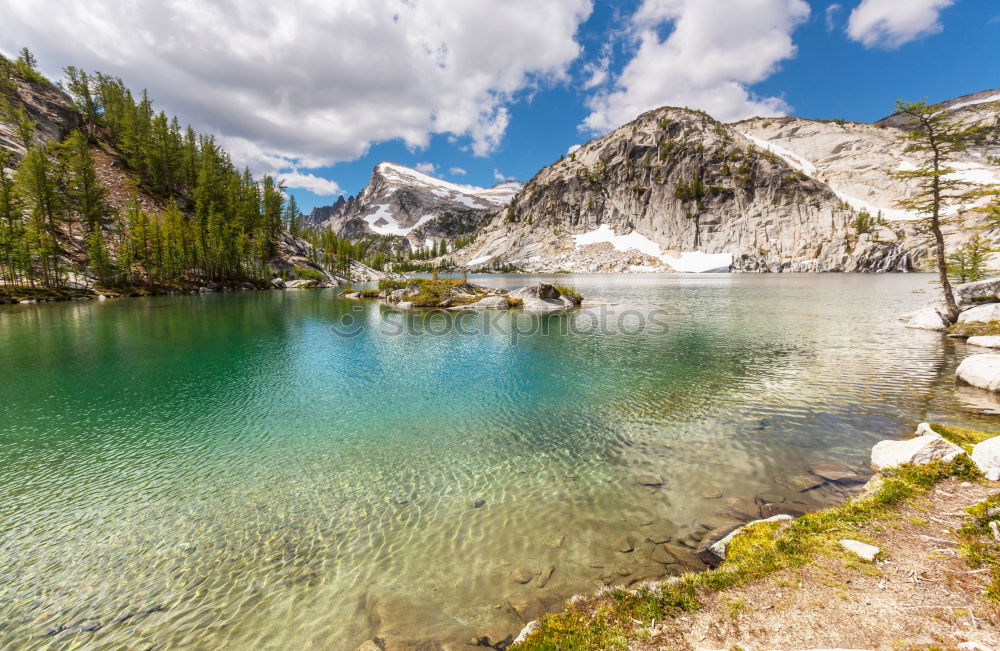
[502,425,1000,650]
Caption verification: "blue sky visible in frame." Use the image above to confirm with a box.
[288,0,999,213]
[2,0,998,213]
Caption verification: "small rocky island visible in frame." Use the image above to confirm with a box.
[343,279,584,311]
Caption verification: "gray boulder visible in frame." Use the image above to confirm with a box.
[967,336,1000,348]
[955,278,1000,305]
[508,283,577,311]
[271,277,286,289]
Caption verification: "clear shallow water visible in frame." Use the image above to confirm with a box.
[1,273,998,649]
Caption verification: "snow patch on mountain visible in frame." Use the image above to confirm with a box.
[364,204,436,236]
[741,133,817,175]
[943,92,1000,113]
[573,224,731,273]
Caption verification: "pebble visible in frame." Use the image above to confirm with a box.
[839,539,880,561]
[472,498,486,508]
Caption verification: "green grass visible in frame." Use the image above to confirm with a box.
[514,456,983,649]
[554,286,583,306]
[957,493,1000,604]
[930,424,997,453]
[947,320,1000,337]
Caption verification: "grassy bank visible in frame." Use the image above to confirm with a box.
[515,438,998,649]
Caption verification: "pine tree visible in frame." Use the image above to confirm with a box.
[893,100,985,323]
[285,194,300,237]
[947,235,993,284]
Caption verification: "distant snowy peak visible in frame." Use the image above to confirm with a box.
[306,162,522,245]
[373,162,522,208]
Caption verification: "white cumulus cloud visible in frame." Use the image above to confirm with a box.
[567,144,582,155]
[0,0,592,180]
[449,167,468,176]
[847,0,954,49]
[415,162,437,175]
[583,0,810,132]
[278,171,343,196]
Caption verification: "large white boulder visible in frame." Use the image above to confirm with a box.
[870,433,964,471]
[958,303,1000,323]
[905,305,949,331]
[955,278,1000,305]
[971,436,1000,480]
[956,354,1000,392]
[967,336,1000,348]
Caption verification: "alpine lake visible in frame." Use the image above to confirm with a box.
[1,273,997,649]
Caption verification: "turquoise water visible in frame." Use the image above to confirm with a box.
[0,274,996,649]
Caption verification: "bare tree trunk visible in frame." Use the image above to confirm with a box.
[930,149,959,323]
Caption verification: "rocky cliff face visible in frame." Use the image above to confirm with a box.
[454,107,911,273]
[0,75,80,166]
[305,162,522,250]
[452,92,999,273]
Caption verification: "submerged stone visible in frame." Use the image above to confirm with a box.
[773,472,825,492]
[510,568,535,584]
[808,460,865,485]
[615,536,635,553]
[537,565,555,588]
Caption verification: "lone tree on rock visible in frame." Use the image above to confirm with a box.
[893,100,984,324]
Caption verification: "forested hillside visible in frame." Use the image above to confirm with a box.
[0,48,371,300]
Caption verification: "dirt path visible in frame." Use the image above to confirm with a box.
[636,479,999,650]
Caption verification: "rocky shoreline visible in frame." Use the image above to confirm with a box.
[499,424,1000,650]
